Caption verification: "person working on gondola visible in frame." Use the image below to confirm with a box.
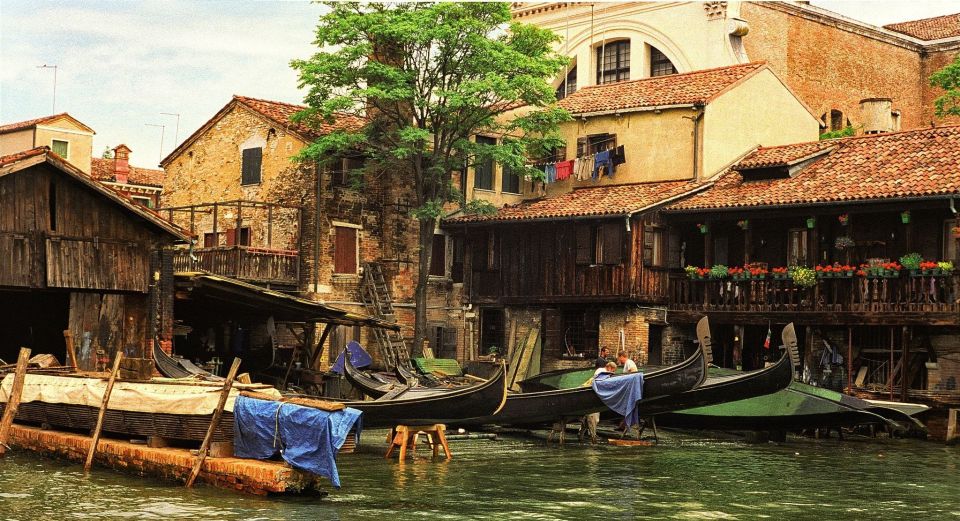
[618,351,638,373]
[595,346,610,369]
[580,362,618,443]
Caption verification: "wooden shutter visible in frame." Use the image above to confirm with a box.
[576,224,593,265]
[451,236,465,283]
[225,228,237,246]
[430,234,446,276]
[241,147,262,185]
[487,231,500,271]
[576,137,589,158]
[601,223,623,265]
[471,234,488,271]
[334,226,358,273]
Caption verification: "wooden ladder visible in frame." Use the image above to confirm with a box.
[362,262,412,371]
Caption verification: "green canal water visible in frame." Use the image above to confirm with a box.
[1,430,958,520]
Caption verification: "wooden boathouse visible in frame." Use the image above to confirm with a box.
[0,147,188,368]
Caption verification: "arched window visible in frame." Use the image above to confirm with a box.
[650,46,677,77]
[596,40,630,84]
[830,109,843,131]
[555,67,577,100]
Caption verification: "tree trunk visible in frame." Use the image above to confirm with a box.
[412,217,435,357]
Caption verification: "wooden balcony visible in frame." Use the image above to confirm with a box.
[668,272,960,325]
[173,246,299,287]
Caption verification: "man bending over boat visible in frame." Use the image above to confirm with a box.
[580,362,618,443]
[618,351,638,373]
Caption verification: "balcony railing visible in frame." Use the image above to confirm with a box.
[669,272,960,314]
[173,246,299,286]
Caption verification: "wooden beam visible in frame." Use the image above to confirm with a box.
[310,323,335,370]
[0,348,31,456]
[186,357,241,488]
[62,329,78,369]
[84,351,123,471]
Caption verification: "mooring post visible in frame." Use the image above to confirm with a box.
[84,351,124,471]
[0,347,32,456]
[186,357,241,488]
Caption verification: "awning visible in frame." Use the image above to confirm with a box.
[174,272,399,330]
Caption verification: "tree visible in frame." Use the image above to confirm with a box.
[102,146,114,159]
[291,2,569,358]
[930,54,960,118]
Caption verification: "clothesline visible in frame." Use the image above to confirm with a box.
[527,144,627,185]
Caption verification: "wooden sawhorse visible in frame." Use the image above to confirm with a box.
[385,424,452,460]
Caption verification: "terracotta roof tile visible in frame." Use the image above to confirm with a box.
[447,180,705,224]
[0,113,70,134]
[668,126,960,211]
[233,95,367,140]
[556,63,765,115]
[90,157,164,187]
[735,140,838,169]
[0,146,49,166]
[884,13,960,40]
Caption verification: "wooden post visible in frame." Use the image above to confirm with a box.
[846,327,853,393]
[186,357,241,488]
[0,347,31,456]
[889,326,895,401]
[901,326,910,402]
[310,323,334,371]
[63,329,78,369]
[84,351,123,471]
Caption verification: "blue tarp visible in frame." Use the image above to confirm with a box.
[330,340,373,374]
[233,396,363,488]
[592,372,645,428]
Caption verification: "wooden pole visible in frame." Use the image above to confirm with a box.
[84,351,123,471]
[846,327,853,393]
[0,347,32,456]
[186,357,241,488]
[63,329,78,369]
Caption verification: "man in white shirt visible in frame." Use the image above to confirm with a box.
[617,351,638,373]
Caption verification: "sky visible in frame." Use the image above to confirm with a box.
[2,0,959,168]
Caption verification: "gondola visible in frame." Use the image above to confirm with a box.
[153,343,222,381]
[457,317,713,426]
[335,357,508,427]
[343,352,457,399]
[519,322,798,416]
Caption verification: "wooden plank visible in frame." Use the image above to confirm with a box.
[0,348,32,456]
[84,351,123,471]
[186,357,241,488]
[62,329,78,369]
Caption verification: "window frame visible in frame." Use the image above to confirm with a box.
[131,195,154,208]
[429,233,448,277]
[555,66,578,100]
[333,224,360,275]
[596,40,630,85]
[649,46,677,77]
[501,163,521,194]
[786,228,809,267]
[51,139,69,159]
[241,147,263,186]
[643,225,666,268]
[473,136,496,191]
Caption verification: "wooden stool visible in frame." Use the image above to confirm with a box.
[385,424,452,461]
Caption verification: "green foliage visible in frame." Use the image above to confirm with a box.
[463,199,497,215]
[791,266,817,288]
[102,146,114,159]
[709,265,729,279]
[290,2,570,219]
[930,54,960,118]
[819,125,855,140]
[938,261,954,272]
[899,252,923,271]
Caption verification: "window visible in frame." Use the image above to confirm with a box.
[944,220,958,261]
[226,227,251,247]
[241,147,262,185]
[576,223,623,266]
[430,234,447,277]
[473,136,496,190]
[51,139,69,159]
[576,134,616,157]
[451,236,465,283]
[555,66,577,100]
[334,226,358,274]
[480,308,505,355]
[203,232,224,248]
[501,164,521,194]
[830,110,844,132]
[471,230,498,271]
[643,226,665,267]
[334,156,365,186]
[650,46,677,77]
[427,324,458,359]
[131,196,153,208]
[561,308,600,356]
[596,40,630,84]
[787,229,808,266]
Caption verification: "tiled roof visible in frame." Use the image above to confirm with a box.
[735,140,838,170]
[0,114,69,134]
[0,146,48,166]
[556,63,765,115]
[446,180,706,224]
[233,95,367,140]
[884,13,960,40]
[90,157,164,187]
[668,125,960,211]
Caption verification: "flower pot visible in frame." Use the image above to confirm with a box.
[922,269,931,276]
[806,218,816,229]
[846,271,854,277]
[900,212,910,224]
[910,269,920,277]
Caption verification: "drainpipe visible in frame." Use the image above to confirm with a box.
[683,105,705,182]
[314,161,323,293]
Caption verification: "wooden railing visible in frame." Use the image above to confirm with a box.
[173,246,299,286]
[669,272,960,314]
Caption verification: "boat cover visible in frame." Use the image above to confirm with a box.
[330,341,373,374]
[233,396,363,488]
[592,372,645,428]
[0,374,281,414]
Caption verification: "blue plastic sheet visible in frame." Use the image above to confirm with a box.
[233,396,363,488]
[330,340,373,374]
[592,372,644,428]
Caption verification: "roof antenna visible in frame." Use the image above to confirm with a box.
[36,64,58,114]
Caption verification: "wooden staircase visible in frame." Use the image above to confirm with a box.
[361,262,412,371]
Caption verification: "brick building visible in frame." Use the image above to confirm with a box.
[91,145,164,208]
[160,95,466,369]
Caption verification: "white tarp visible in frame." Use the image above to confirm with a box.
[0,374,281,415]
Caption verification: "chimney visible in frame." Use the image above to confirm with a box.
[113,144,131,184]
[859,98,896,134]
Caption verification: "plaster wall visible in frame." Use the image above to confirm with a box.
[0,130,34,157]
